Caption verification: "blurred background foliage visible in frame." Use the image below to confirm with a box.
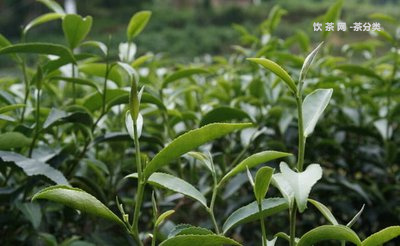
[1,0,400,62]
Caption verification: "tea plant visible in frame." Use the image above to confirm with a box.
[0,0,399,245]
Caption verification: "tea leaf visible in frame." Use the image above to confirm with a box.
[362,226,400,246]
[308,199,339,225]
[220,151,291,185]
[187,151,214,174]
[62,14,93,49]
[160,234,241,246]
[79,63,123,85]
[299,42,323,82]
[37,0,65,14]
[43,108,93,129]
[254,166,274,203]
[302,88,333,137]
[0,151,68,185]
[49,76,100,92]
[126,172,207,208]
[0,132,32,150]
[0,104,25,114]
[247,58,297,94]
[127,11,152,41]
[155,210,175,227]
[222,198,288,234]
[125,111,143,140]
[163,68,209,88]
[23,13,64,35]
[297,225,361,246]
[143,123,252,178]
[200,106,253,127]
[347,204,365,228]
[172,226,213,236]
[0,43,75,63]
[272,162,322,213]
[32,185,124,226]
[336,64,383,81]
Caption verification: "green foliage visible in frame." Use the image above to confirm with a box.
[0,2,399,245]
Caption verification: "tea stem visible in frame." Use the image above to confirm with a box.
[289,204,297,246]
[258,202,267,246]
[131,121,145,246]
[28,88,41,157]
[208,183,220,234]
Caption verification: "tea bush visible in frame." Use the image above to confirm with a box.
[0,0,399,245]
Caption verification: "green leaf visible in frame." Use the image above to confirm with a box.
[347,204,365,228]
[62,14,93,49]
[297,225,361,246]
[302,88,333,137]
[37,0,65,14]
[49,76,100,92]
[79,63,123,85]
[163,68,209,88]
[308,199,339,225]
[322,0,343,38]
[0,151,68,185]
[23,13,64,35]
[299,42,323,82]
[247,58,297,94]
[32,185,124,226]
[362,226,400,246]
[272,162,322,213]
[143,123,252,179]
[222,198,288,234]
[160,234,241,246]
[0,132,32,150]
[0,43,75,63]
[0,104,25,114]
[125,111,143,140]
[43,108,93,129]
[369,13,398,24]
[131,54,153,67]
[187,151,214,174]
[171,226,214,237]
[336,64,383,81]
[200,106,252,127]
[155,210,175,227]
[219,151,291,185]
[81,41,107,55]
[254,166,274,203]
[127,11,152,41]
[16,202,42,229]
[126,172,208,208]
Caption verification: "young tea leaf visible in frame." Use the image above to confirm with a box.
[126,172,208,208]
[272,162,322,213]
[37,0,65,14]
[32,185,124,226]
[362,226,400,246]
[23,13,64,35]
[297,225,361,246]
[62,14,93,49]
[222,198,288,234]
[155,210,175,228]
[254,166,274,203]
[308,199,339,225]
[125,111,143,140]
[163,68,209,88]
[220,151,291,185]
[347,204,365,228]
[302,88,333,137]
[299,42,323,82]
[127,11,152,41]
[247,58,297,94]
[143,123,252,178]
